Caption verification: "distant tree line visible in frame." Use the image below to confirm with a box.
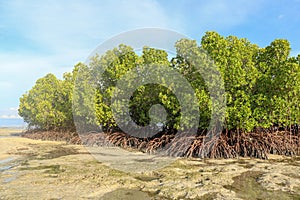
[19,31,300,135]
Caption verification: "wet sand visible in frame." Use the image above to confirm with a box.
[1,128,300,199]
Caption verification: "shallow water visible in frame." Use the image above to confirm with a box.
[2,173,17,184]
[0,157,17,184]
[0,165,14,172]
[0,157,14,165]
[0,157,15,172]
[224,171,300,200]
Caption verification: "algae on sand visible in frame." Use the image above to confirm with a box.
[224,171,300,200]
[100,188,151,200]
[2,133,300,200]
[20,164,65,174]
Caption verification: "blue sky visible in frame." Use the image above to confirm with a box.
[0,0,300,119]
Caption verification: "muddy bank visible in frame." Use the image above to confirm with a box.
[1,129,300,199]
[0,128,23,138]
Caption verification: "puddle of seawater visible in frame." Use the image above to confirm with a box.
[0,157,14,165]
[0,157,18,183]
[224,171,300,200]
[0,165,14,172]
[0,157,15,172]
[1,171,18,183]
[3,176,17,183]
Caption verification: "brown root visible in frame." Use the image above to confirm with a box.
[22,129,300,159]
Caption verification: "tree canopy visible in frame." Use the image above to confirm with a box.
[19,31,300,136]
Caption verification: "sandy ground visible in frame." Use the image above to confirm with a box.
[1,128,300,199]
[0,128,24,137]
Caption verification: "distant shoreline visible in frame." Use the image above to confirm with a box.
[0,118,26,129]
[0,127,24,137]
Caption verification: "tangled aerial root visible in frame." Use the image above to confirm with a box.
[21,130,79,143]
[100,131,300,159]
[22,130,300,159]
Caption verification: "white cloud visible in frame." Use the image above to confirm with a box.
[0,115,21,119]
[0,106,22,121]
[5,0,174,54]
[0,51,78,110]
[9,107,18,111]
[1,0,177,79]
[0,50,85,76]
[1,0,176,90]
[0,0,179,114]
[0,0,265,114]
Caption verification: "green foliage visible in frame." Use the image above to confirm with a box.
[171,39,212,130]
[129,47,176,129]
[202,32,259,131]
[71,62,99,132]
[202,32,300,132]
[18,73,74,130]
[93,44,140,131]
[19,31,300,135]
[253,39,300,128]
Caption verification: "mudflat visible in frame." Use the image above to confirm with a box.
[1,128,300,199]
